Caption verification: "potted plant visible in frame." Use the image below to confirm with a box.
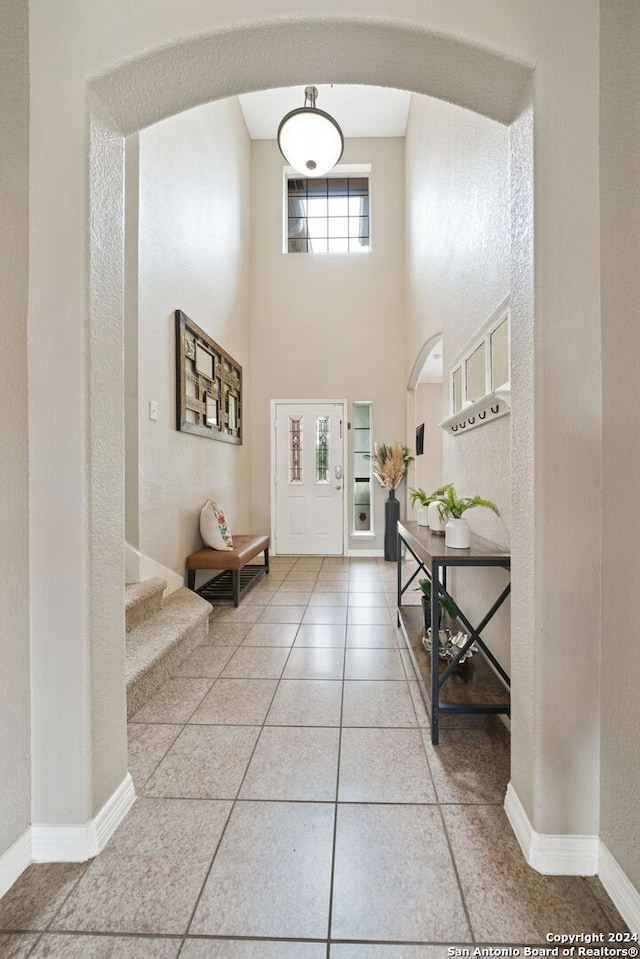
[371,442,413,561]
[408,485,450,530]
[416,577,477,664]
[435,483,500,548]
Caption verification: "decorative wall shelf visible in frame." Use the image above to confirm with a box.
[440,384,511,437]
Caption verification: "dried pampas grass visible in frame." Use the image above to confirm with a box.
[371,442,412,490]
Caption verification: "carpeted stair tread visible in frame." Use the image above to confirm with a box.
[125,577,167,633]
[125,586,211,717]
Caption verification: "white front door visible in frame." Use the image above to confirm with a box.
[273,402,345,555]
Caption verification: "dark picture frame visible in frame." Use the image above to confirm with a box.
[415,422,425,456]
[175,309,242,444]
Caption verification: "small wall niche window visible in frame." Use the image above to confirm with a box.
[286,174,370,254]
[444,303,510,434]
[352,402,373,534]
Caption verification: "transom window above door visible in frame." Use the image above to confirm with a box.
[285,172,370,254]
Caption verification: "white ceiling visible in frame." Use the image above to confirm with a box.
[238,84,411,140]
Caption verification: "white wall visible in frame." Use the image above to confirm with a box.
[411,382,443,502]
[250,138,406,553]
[600,0,640,894]
[0,0,30,863]
[135,98,252,578]
[20,0,632,905]
[405,96,511,670]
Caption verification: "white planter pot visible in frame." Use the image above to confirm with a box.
[417,506,429,527]
[427,501,446,533]
[445,517,471,549]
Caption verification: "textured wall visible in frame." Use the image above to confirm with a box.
[600,0,640,892]
[137,99,252,575]
[405,96,511,670]
[250,137,406,552]
[24,0,609,873]
[0,0,30,858]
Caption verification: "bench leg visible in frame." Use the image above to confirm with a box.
[187,569,195,590]
[233,570,241,606]
[264,547,269,575]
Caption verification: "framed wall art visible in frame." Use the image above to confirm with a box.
[175,309,242,444]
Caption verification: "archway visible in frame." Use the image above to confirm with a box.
[30,14,537,863]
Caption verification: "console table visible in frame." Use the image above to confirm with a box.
[396,521,511,744]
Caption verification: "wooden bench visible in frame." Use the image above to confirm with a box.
[186,534,270,606]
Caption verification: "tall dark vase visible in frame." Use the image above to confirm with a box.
[384,488,400,562]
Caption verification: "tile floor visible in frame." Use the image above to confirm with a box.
[0,556,628,959]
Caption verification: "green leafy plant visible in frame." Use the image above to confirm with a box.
[408,484,451,509]
[436,484,499,521]
[416,577,458,621]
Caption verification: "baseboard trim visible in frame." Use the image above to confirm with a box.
[0,829,32,899]
[32,773,136,863]
[599,842,640,935]
[504,782,599,875]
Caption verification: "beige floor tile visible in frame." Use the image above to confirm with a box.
[348,593,389,607]
[294,624,346,647]
[346,624,401,648]
[239,726,340,801]
[282,647,345,680]
[254,607,306,625]
[142,725,259,799]
[204,622,253,646]
[278,577,318,590]
[181,941,326,959]
[220,646,290,679]
[128,678,214,724]
[342,680,417,727]
[266,679,343,726]
[268,590,312,605]
[189,678,278,725]
[302,606,348,625]
[172,645,235,677]
[422,727,510,804]
[213,606,266,623]
[407,680,430,727]
[29,934,181,958]
[0,863,88,931]
[241,621,299,643]
[347,606,394,625]
[344,648,405,680]
[190,801,334,939]
[338,728,436,803]
[315,576,350,588]
[308,591,349,606]
[0,934,39,959]
[126,722,182,790]
[331,803,470,942]
[51,798,231,935]
[443,804,618,942]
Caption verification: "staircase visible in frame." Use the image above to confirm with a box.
[125,578,211,718]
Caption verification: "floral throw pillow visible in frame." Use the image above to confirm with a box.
[200,500,234,551]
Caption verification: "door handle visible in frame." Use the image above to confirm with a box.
[335,485,342,490]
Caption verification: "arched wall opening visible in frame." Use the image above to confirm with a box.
[30,14,543,868]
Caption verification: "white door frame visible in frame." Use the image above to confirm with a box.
[270,398,348,556]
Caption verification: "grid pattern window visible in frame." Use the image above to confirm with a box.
[287,176,370,254]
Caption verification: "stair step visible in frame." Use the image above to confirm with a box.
[125,577,167,633]
[126,586,211,718]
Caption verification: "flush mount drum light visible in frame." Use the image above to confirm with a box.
[277,86,344,177]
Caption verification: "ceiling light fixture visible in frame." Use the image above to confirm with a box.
[277,86,344,177]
